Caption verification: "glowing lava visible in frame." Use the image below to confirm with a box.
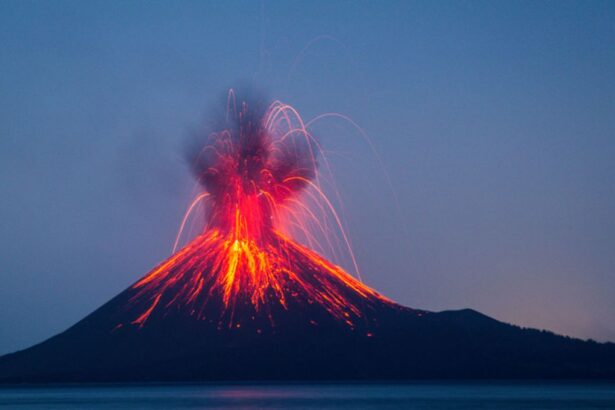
[124,91,393,329]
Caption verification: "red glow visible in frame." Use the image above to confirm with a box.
[124,92,394,328]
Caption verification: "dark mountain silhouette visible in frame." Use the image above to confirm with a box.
[1,254,614,383]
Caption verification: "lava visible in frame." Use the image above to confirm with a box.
[124,91,393,329]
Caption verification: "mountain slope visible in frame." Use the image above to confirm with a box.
[2,231,615,383]
[2,299,615,382]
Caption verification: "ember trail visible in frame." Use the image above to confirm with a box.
[125,92,393,330]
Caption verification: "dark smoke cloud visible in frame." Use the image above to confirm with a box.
[185,86,318,208]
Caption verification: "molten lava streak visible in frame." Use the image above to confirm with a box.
[125,92,393,329]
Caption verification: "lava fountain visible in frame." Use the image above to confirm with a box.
[122,91,394,331]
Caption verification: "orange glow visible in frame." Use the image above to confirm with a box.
[128,228,389,326]
[123,92,395,328]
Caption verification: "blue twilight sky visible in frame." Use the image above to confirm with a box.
[1,1,615,355]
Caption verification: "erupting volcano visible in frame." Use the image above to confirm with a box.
[124,94,394,331]
[2,91,615,383]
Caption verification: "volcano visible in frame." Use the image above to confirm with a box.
[2,93,615,382]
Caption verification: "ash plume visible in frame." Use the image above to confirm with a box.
[185,87,318,232]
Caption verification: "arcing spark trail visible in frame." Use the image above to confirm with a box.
[123,92,393,330]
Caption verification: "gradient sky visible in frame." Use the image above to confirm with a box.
[1,0,615,355]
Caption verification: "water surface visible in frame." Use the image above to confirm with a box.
[1,382,614,409]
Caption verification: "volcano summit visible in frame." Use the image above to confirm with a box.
[1,93,615,382]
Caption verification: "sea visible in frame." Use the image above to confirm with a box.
[1,382,614,409]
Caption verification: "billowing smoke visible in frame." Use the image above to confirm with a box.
[186,88,318,233]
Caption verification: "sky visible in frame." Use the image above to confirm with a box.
[1,0,615,355]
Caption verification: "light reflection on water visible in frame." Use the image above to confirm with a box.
[1,382,614,409]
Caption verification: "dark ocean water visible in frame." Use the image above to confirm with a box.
[1,382,614,409]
